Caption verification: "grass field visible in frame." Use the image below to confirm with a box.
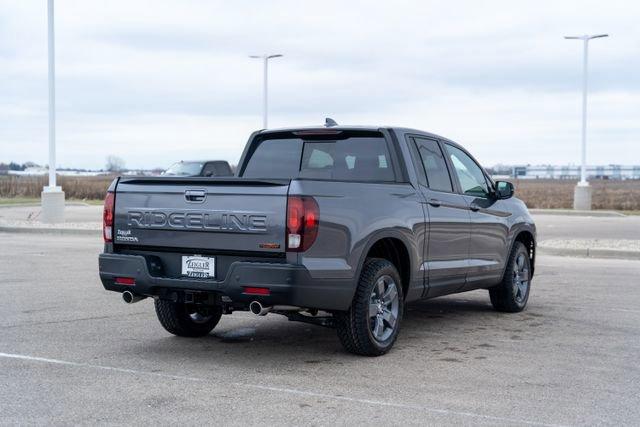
[1,175,639,211]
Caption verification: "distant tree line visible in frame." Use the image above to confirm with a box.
[0,161,39,172]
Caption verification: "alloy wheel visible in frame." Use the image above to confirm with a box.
[513,253,530,304]
[369,275,400,342]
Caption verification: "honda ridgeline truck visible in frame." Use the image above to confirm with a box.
[99,124,536,356]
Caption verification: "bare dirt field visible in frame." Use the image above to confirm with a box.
[513,179,640,210]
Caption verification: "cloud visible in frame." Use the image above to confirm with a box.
[0,0,637,169]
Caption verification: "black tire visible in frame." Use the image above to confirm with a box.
[154,299,222,337]
[489,241,531,312]
[336,258,404,356]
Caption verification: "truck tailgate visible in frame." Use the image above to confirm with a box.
[113,177,289,253]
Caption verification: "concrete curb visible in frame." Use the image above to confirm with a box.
[0,226,100,237]
[538,246,640,261]
[530,209,626,218]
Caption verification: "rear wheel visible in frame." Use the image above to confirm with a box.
[154,299,222,337]
[336,258,404,356]
[489,241,531,312]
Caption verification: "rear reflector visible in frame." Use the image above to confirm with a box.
[114,277,135,285]
[242,286,270,296]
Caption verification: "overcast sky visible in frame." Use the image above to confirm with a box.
[0,0,638,170]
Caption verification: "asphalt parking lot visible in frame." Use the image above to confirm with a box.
[1,231,639,426]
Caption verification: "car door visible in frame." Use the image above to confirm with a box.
[443,143,511,290]
[409,137,471,298]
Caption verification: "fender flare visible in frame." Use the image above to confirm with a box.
[501,223,537,280]
[351,228,417,297]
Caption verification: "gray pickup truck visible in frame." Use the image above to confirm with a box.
[99,125,536,356]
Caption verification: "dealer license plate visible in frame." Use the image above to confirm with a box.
[181,255,216,278]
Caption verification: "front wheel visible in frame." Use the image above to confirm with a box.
[336,258,404,356]
[489,241,531,312]
[154,299,222,337]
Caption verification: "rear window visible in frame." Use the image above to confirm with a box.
[241,133,395,182]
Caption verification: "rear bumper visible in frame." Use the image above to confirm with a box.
[98,253,354,311]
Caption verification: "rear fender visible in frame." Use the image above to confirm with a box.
[352,229,420,302]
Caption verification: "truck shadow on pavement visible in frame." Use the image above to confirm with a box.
[130,291,541,367]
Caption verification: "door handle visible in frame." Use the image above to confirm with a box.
[185,189,206,203]
[428,198,442,207]
[470,203,480,212]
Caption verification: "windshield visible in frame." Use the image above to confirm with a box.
[163,162,204,176]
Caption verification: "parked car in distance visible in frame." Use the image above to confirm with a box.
[162,160,233,177]
[99,124,536,356]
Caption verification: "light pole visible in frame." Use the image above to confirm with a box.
[41,0,65,223]
[564,33,608,210]
[249,54,283,128]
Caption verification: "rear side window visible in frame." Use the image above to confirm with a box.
[413,137,453,192]
[202,162,232,177]
[241,133,395,182]
[242,139,303,179]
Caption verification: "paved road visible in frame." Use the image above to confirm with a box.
[535,214,640,241]
[1,232,639,425]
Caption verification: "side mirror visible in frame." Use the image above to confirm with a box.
[495,181,514,199]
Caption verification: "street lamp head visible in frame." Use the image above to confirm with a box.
[249,54,283,60]
[564,34,609,41]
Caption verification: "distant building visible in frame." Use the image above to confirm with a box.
[511,165,640,180]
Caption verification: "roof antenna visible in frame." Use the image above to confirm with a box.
[325,117,338,127]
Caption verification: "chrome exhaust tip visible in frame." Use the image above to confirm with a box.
[249,301,302,316]
[249,301,271,316]
[122,291,145,304]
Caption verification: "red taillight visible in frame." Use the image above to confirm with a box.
[286,196,319,252]
[103,191,115,242]
[243,286,270,296]
[114,277,135,285]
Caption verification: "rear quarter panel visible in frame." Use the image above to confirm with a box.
[289,180,426,301]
